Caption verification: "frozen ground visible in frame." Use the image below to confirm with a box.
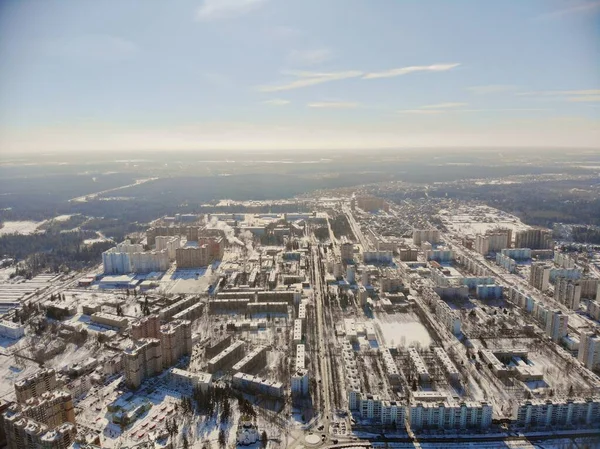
[375,312,433,349]
[439,205,530,238]
[0,220,44,235]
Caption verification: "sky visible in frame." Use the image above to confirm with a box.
[0,0,599,154]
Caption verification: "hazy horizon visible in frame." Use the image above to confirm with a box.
[1,0,599,155]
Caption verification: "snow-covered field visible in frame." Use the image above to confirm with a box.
[375,312,433,348]
[0,220,43,235]
[439,205,530,238]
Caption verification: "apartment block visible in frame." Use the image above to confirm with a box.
[166,368,211,392]
[15,368,59,404]
[409,401,492,431]
[578,332,600,370]
[207,340,245,373]
[232,372,284,398]
[587,300,600,321]
[3,410,76,449]
[513,398,600,428]
[232,345,267,373]
[545,310,568,342]
[155,235,181,260]
[131,314,160,340]
[205,334,232,359]
[21,391,75,428]
[514,229,552,250]
[554,278,581,310]
[90,312,129,331]
[123,338,163,389]
[475,232,510,256]
[412,229,440,246]
[530,263,550,291]
[291,344,309,396]
[0,320,25,340]
[159,295,199,321]
[160,319,192,368]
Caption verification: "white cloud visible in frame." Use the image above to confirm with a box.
[287,48,332,66]
[421,102,467,109]
[263,99,290,106]
[536,1,600,20]
[399,107,549,115]
[307,102,359,109]
[398,109,444,115]
[363,63,460,80]
[517,89,600,96]
[467,85,518,95]
[196,0,268,20]
[257,70,363,92]
[568,95,600,102]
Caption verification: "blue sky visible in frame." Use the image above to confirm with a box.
[0,0,598,153]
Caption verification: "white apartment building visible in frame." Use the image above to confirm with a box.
[545,310,568,342]
[513,398,600,428]
[0,320,25,339]
[155,235,181,260]
[554,278,581,310]
[292,319,302,344]
[409,401,492,431]
[413,229,440,246]
[408,347,430,382]
[578,332,600,370]
[103,239,169,274]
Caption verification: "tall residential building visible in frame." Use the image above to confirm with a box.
[340,239,354,262]
[354,196,389,212]
[545,310,568,342]
[123,338,163,389]
[103,239,169,274]
[578,332,600,370]
[155,236,181,260]
[131,315,160,340]
[21,391,75,428]
[554,278,581,310]
[14,369,59,404]
[475,231,511,256]
[3,411,76,449]
[159,320,192,368]
[530,263,550,291]
[412,229,440,246]
[515,228,553,250]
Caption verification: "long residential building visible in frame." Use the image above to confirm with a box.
[207,340,245,373]
[21,391,75,429]
[513,398,600,428]
[409,401,493,431]
[232,346,267,373]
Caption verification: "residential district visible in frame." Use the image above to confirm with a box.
[0,196,599,449]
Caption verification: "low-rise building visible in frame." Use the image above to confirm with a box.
[0,320,25,339]
[232,372,284,398]
[90,312,129,330]
[232,346,267,373]
[166,368,211,392]
[207,340,245,373]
